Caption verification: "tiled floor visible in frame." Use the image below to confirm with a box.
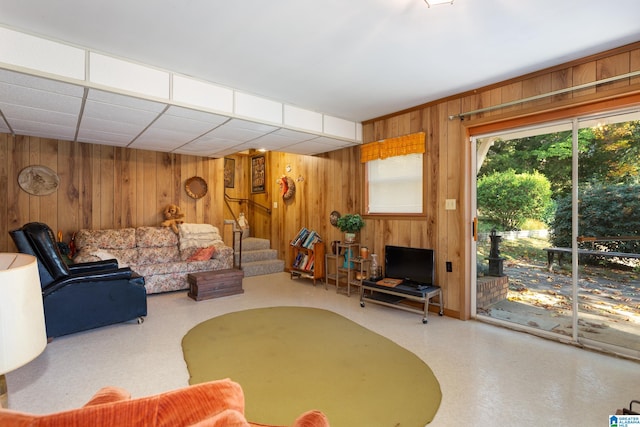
[6,272,639,426]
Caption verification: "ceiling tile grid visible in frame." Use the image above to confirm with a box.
[0,24,364,157]
[3,1,638,157]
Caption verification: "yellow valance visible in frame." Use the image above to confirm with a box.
[360,132,426,163]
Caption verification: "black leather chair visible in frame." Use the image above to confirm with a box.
[10,222,147,338]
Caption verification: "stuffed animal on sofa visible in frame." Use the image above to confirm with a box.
[161,203,185,233]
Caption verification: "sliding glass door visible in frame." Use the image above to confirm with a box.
[472,108,640,358]
[575,112,640,354]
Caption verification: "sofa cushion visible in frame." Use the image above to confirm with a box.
[84,386,131,406]
[136,226,178,248]
[191,409,251,427]
[88,249,129,267]
[136,246,180,264]
[0,379,329,427]
[76,228,136,250]
[0,379,249,427]
[132,259,222,277]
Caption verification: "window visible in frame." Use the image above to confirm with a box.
[362,132,426,215]
[367,153,423,213]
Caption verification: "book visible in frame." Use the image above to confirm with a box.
[291,227,309,246]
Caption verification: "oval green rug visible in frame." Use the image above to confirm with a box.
[182,307,441,426]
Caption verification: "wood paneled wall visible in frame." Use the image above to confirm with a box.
[1,42,638,321]
[0,135,226,250]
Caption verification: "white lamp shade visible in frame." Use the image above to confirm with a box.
[0,253,47,374]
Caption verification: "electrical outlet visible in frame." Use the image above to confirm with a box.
[446,261,452,272]
[445,199,456,210]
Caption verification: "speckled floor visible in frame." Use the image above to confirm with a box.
[6,272,639,426]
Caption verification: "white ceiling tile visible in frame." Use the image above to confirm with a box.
[280,136,357,155]
[80,103,158,130]
[87,89,166,112]
[80,89,166,141]
[188,134,244,150]
[312,136,358,147]
[252,129,318,147]
[146,113,215,134]
[207,127,265,143]
[0,102,79,127]
[0,82,82,115]
[76,120,141,142]
[76,132,132,146]
[225,118,279,132]
[179,139,226,151]
[77,116,142,135]
[274,128,319,141]
[0,69,84,97]
[133,128,190,145]
[10,119,76,140]
[128,138,185,151]
[224,141,264,152]
[164,106,229,124]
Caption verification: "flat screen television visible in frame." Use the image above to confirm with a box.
[384,245,435,287]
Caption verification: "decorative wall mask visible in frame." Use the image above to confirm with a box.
[277,175,296,200]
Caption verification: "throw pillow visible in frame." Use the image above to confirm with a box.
[188,246,216,261]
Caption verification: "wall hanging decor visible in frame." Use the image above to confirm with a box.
[277,175,296,200]
[18,165,59,196]
[185,176,208,199]
[251,155,266,193]
[224,158,235,188]
[330,210,341,227]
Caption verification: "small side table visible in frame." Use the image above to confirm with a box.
[335,242,369,297]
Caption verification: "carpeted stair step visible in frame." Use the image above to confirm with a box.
[235,248,278,264]
[241,259,285,277]
[233,237,285,277]
[234,237,271,252]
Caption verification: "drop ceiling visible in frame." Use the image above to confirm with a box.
[0,0,639,157]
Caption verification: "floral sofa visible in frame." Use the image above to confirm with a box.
[73,224,234,294]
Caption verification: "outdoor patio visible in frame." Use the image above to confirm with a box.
[477,257,640,352]
[476,238,640,351]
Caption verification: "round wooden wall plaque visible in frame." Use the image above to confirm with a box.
[185,176,208,199]
[18,165,60,196]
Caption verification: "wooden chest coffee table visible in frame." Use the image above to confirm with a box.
[187,268,244,301]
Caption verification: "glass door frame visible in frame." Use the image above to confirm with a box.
[471,110,640,358]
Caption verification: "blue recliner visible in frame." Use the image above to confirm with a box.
[10,222,147,338]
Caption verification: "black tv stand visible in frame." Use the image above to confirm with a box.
[360,278,443,324]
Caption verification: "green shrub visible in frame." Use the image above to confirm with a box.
[550,183,640,252]
[477,170,553,230]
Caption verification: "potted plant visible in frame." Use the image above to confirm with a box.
[336,214,365,243]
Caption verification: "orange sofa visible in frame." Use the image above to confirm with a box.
[0,379,330,427]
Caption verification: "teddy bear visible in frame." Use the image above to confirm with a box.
[161,203,185,233]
